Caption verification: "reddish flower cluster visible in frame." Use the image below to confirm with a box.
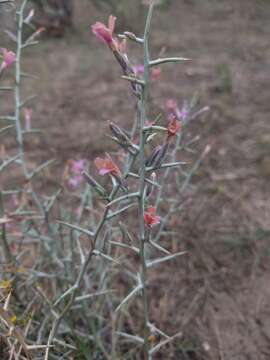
[95,153,120,177]
[92,15,140,97]
[144,206,161,228]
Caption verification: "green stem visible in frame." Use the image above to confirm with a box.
[138,2,155,359]
[15,0,28,178]
[0,192,14,264]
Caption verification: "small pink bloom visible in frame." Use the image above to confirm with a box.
[133,64,144,75]
[165,99,178,118]
[68,174,83,190]
[165,99,189,122]
[69,159,86,175]
[66,159,86,190]
[91,15,116,48]
[94,153,120,177]
[0,48,16,72]
[144,206,161,228]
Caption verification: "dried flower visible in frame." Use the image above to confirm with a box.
[167,117,181,140]
[109,121,130,145]
[0,48,16,72]
[95,153,120,177]
[144,206,161,228]
[145,143,168,168]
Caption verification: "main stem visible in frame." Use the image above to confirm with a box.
[138,2,155,359]
[15,0,28,179]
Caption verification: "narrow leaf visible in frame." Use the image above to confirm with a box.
[146,251,186,268]
[115,285,142,312]
[106,203,136,220]
[116,331,144,344]
[57,221,94,237]
[109,241,139,254]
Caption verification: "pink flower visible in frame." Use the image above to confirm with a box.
[69,159,86,175]
[0,48,16,72]
[66,159,86,190]
[144,206,161,228]
[91,15,116,48]
[165,99,189,122]
[68,175,83,190]
[133,64,144,75]
[94,153,120,177]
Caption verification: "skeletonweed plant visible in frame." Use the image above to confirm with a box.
[0,0,209,359]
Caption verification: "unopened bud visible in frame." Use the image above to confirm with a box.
[146,172,157,198]
[109,121,130,145]
[145,143,168,168]
[82,171,106,197]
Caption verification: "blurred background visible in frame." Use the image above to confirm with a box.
[1,0,270,358]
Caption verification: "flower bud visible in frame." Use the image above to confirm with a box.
[145,143,168,168]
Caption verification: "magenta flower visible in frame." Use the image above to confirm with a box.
[133,64,144,75]
[69,159,86,175]
[0,48,16,72]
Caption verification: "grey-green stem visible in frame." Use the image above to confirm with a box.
[138,2,155,358]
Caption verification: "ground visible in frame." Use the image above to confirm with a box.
[1,0,270,359]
